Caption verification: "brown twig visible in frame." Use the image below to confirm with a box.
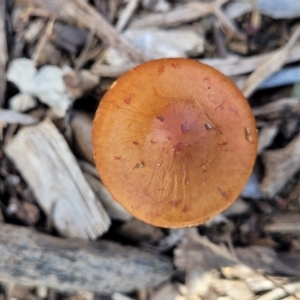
[32,17,55,65]
[16,0,146,63]
[242,24,300,97]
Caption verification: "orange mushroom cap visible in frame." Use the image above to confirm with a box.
[92,58,257,228]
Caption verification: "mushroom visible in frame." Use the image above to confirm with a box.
[92,58,257,228]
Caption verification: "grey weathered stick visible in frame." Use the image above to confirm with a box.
[0,108,38,124]
[0,0,7,107]
[256,0,300,19]
[129,0,228,29]
[241,25,300,97]
[92,43,300,78]
[5,120,110,240]
[0,223,172,293]
[15,0,146,63]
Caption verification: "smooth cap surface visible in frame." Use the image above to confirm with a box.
[92,58,257,228]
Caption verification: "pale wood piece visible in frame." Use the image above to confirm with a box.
[256,282,300,300]
[131,0,298,39]
[70,111,94,164]
[211,279,254,300]
[4,120,110,240]
[264,214,300,233]
[130,2,214,29]
[252,98,300,118]
[258,125,279,155]
[241,25,300,97]
[0,109,38,124]
[0,223,172,294]
[129,0,228,29]
[115,0,139,32]
[150,284,180,300]
[91,43,300,78]
[84,172,132,221]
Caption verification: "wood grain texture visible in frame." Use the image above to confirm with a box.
[4,120,110,240]
[0,223,172,293]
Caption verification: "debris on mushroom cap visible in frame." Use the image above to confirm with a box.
[92,58,257,228]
